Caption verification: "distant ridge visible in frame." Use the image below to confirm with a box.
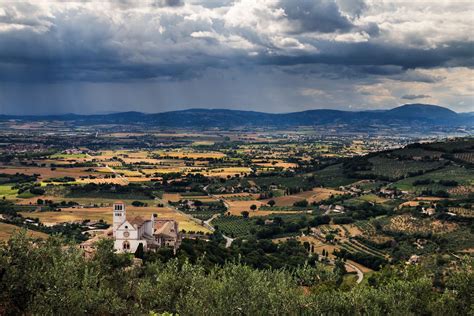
[0,104,472,127]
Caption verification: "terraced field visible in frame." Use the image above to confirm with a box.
[358,156,445,179]
[454,152,474,164]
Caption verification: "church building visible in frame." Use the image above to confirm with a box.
[112,201,181,253]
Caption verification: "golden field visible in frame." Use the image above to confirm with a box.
[0,222,48,241]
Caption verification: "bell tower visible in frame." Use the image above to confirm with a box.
[113,201,126,237]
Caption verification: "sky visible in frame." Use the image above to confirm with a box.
[0,0,473,115]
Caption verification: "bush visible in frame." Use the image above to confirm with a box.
[29,187,45,195]
[332,216,354,224]
[131,201,148,207]
[293,200,309,207]
[438,180,458,186]
[413,179,433,186]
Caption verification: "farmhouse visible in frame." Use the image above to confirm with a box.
[421,207,436,216]
[322,204,345,215]
[113,201,181,253]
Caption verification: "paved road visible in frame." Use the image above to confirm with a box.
[161,194,235,248]
[345,262,364,284]
[103,164,129,185]
[202,185,234,248]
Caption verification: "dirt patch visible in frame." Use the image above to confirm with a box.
[163,193,182,203]
[224,200,265,215]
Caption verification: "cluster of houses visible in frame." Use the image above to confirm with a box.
[339,181,410,199]
[213,183,261,194]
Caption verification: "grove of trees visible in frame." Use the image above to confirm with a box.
[0,232,472,315]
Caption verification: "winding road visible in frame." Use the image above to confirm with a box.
[203,213,234,248]
[345,262,364,284]
[325,257,364,284]
[202,184,235,248]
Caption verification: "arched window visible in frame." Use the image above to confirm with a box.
[123,241,130,250]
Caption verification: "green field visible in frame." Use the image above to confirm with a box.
[212,216,255,237]
[0,185,18,199]
[50,153,88,159]
[393,165,474,192]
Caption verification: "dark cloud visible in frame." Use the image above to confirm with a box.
[280,0,354,33]
[256,41,474,70]
[335,0,367,18]
[401,94,431,100]
[153,0,184,7]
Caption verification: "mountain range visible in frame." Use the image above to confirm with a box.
[1,104,472,128]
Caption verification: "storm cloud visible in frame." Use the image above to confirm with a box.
[0,0,472,114]
[401,94,431,100]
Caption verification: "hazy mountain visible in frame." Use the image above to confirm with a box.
[384,104,458,120]
[0,104,472,127]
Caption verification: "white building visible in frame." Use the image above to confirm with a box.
[112,201,181,253]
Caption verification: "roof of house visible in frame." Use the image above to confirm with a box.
[80,227,113,247]
[128,216,148,229]
[154,219,178,238]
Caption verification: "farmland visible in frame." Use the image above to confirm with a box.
[0,125,472,277]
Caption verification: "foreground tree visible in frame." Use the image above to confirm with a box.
[0,231,472,315]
